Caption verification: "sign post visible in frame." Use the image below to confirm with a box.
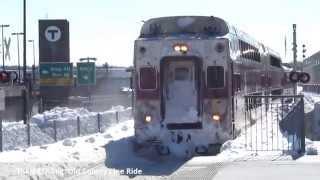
[0,88,5,152]
[0,88,5,111]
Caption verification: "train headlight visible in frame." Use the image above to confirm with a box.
[174,45,181,52]
[145,115,152,123]
[180,45,188,53]
[212,114,221,121]
[173,44,189,53]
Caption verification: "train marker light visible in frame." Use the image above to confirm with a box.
[145,115,152,123]
[212,114,221,121]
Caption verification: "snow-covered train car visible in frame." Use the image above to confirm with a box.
[132,16,291,157]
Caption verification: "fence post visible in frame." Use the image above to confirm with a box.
[77,116,81,136]
[0,117,2,152]
[53,120,57,142]
[97,113,101,133]
[116,111,119,123]
[27,123,31,146]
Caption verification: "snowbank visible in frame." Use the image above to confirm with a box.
[1,106,132,151]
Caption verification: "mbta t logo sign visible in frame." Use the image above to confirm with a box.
[39,19,70,62]
[45,26,61,42]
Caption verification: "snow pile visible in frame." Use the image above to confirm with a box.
[216,104,296,161]
[120,87,132,93]
[1,106,132,152]
[2,122,55,151]
[31,107,94,125]
[0,121,134,162]
[0,120,136,179]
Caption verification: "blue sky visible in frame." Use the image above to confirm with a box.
[0,0,319,66]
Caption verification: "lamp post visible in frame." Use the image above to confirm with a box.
[28,40,35,82]
[12,32,24,83]
[1,24,10,70]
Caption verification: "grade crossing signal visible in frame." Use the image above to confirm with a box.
[0,71,18,83]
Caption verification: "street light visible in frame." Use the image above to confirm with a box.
[28,39,35,82]
[12,32,24,83]
[1,24,10,70]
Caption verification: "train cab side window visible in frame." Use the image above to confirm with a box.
[139,67,157,90]
[207,66,224,88]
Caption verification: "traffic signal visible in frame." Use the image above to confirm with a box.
[0,71,10,83]
[289,71,310,83]
[0,71,18,83]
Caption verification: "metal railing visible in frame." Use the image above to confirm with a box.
[303,84,320,93]
[244,95,305,154]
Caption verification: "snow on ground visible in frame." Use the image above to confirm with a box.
[0,120,136,179]
[0,120,134,163]
[1,106,132,151]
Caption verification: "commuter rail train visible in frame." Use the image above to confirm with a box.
[302,52,320,93]
[132,16,301,156]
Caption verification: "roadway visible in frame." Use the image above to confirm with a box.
[65,155,320,180]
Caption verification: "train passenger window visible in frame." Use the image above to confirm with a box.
[175,67,189,81]
[270,56,281,68]
[207,66,224,88]
[139,67,157,90]
[233,74,241,92]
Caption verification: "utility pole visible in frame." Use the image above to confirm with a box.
[28,40,35,83]
[302,44,307,71]
[12,32,24,83]
[293,24,297,96]
[302,44,307,60]
[23,0,28,125]
[0,24,10,71]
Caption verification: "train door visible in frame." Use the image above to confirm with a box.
[162,58,200,124]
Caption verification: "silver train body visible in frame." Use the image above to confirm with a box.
[132,16,291,156]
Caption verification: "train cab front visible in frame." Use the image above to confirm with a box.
[133,17,233,157]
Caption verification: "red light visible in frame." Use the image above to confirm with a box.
[0,71,10,83]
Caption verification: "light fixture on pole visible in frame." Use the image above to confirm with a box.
[12,32,24,83]
[1,24,10,70]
